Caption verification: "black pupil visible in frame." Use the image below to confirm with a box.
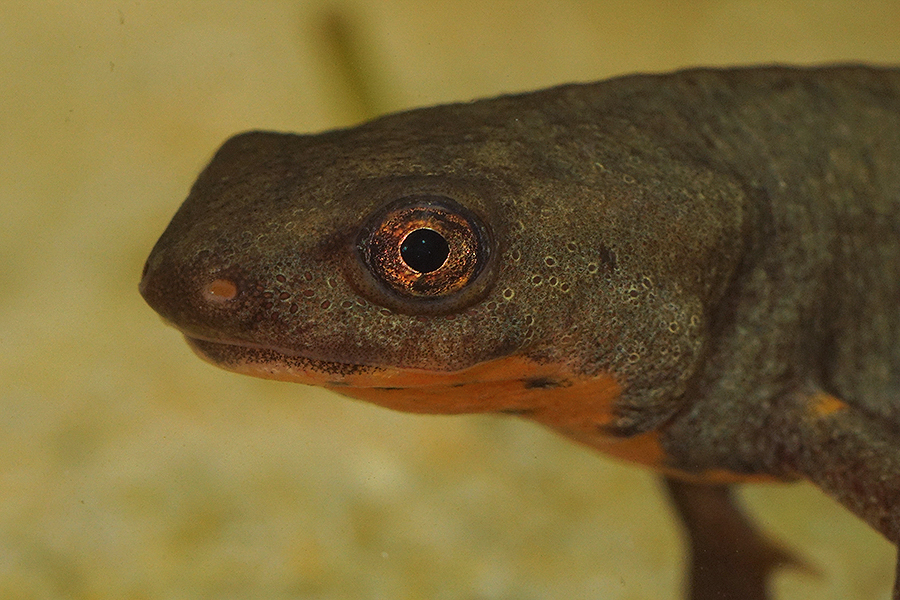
[400,228,450,273]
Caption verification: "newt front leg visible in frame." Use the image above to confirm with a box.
[664,478,805,600]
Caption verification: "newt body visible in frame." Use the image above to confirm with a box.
[141,65,900,599]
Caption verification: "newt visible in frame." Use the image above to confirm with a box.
[140,65,900,599]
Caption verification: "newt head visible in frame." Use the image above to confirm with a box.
[140,90,746,442]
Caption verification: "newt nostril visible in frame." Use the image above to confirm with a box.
[204,278,238,303]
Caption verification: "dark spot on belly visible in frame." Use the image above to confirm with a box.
[523,377,562,389]
[498,408,534,415]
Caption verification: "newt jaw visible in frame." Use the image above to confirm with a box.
[188,334,772,483]
[184,335,625,420]
[184,335,385,387]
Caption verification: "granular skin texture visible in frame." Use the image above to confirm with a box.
[141,65,900,599]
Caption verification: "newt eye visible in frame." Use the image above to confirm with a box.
[358,196,492,305]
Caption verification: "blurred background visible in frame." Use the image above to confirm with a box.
[2,1,898,598]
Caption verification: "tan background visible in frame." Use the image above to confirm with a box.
[3,1,899,598]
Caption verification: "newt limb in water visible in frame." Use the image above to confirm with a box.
[140,65,900,600]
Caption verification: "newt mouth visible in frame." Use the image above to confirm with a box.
[183,335,538,415]
[182,334,623,423]
[184,335,382,387]
[184,334,503,393]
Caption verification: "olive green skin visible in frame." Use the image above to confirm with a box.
[141,65,900,597]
